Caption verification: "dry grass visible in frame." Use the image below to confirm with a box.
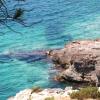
[45,96,55,100]
[70,86,100,100]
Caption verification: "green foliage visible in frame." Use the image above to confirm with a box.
[45,96,55,100]
[70,86,100,100]
[31,86,43,93]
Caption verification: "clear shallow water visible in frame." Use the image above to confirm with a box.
[0,0,100,99]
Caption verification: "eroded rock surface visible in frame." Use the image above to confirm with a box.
[48,39,100,86]
[8,87,74,100]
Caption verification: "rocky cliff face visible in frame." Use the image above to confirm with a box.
[48,39,100,86]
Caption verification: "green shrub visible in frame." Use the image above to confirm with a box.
[31,86,43,93]
[70,86,100,100]
[45,96,55,100]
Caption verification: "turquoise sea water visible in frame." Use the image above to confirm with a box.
[0,0,100,99]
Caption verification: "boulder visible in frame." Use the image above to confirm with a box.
[47,39,100,86]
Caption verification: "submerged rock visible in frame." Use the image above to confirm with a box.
[48,39,100,86]
[0,50,50,63]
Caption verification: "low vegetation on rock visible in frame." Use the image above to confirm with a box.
[31,86,43,93]
[70,86,100,100]
[45,96,55,100]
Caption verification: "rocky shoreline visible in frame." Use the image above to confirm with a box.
[8,87,75,100]
[8,39,100,100]
[8,87,100,100]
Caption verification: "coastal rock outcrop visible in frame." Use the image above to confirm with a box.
[8,87,74,100]
[48,39,100,86]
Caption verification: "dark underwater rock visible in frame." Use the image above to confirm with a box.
[0,50,49,63]
[47,39,100,86]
